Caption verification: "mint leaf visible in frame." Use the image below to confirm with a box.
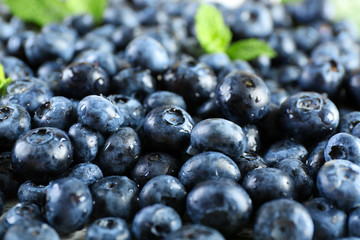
[281,0,302,4]
[331,0,360,33]
[3,0,71,26]
[65,0,108,24]
[226,38,276,61]
[195,3,232,53]
[0,64,11,97]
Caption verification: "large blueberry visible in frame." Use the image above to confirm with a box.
[279,91,339,142]
[178,151,240,190]
[132,204,182,240]
[12,127,73,182]
[216,71,271,124]
[190,118,247,158]
[3,202,42,230]
[99,127,141,175]
[77,95,124,135]
[323,133,360,165]
[317,160,360,210]
[44,177,93,234]
[17,181,48,207]
[91,176,139,220]
[186,179,252,234]
[254,199,314,240]
[142,105,194,152]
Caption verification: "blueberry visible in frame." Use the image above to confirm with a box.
[233,152,267,179]
[66,162,103,185]
[125,36,170,74]
[74,49,118,76]
[0,56,33,81]
[64,14,94,36]
[86,217,131,240]
[304,197,347,240]
[142,105,194,153]
[3,202,43,230]
[75,35,115,53]
[111,26,134,51]
[17,181,48,207]
[77,95,124,135]
[33,96,76,130]
[317,160,360,210]
[178,151,240,190]
[68,123,103,163]
[12,127,73,182]
[293,26,320,53]
[44,177,93,234]
[6,31,34,60]
[217,59,255,83]
[91,176,139,220]
[164,224,225,240]
[199,52,231,74]
[324,133,360,164]
[107,94,146,130]
[36,60,65,94]
[111,68,156,101]
[349,208,360,237]
[130,152,180,187]
[59,62,110,99]
[263,139,308,167]
[253,199,314,240]
[144,91,187,112]
[186,179,252,234]
[267,29,296,62]
[132,204,182,240]
[0,104,31,150]
[3,220,60,240]
[99,127,142,175]
[189,118,247,158]
[139,175,187,213]
[216,71,271,124]
[163,59,217,107]
[339,111,360,133]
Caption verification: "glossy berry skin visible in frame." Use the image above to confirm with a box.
[242,124,260,153]
[11,127,73,182]
[3,202,42,229]
[111,68,156,100]
[298,57,345,97]
[216,71,271,124]
[263,139,308,167]
[275,158,314,201]
[77,95,124,135]
[44,177,93,234]
[125,36,170,74]
[323,133,360,165]
[132,204,182,240]
[164,224,225,240]
[234,152,267,179]
[66,163,103,185]
[162,59,217,106]
[279,92,339,142]
[107,94,146,130]
[253,199,314,240]
[59,62,109,99]
[349,208,360,237]
[231,2,273,39]
[91,176,139,220]
[3,220,60,240]
[190,118,247,158]
[68,123,103,163]
[199,52,231,74]
[74,50,117,76]
[17,181,48,207]
[86,217,131,240]
[178,151,240,190]
[130,152,180,187]
[187,179,252,234]
[99,127,141,175]
[1,77,53,114]
[304,197,347,240]
[139,175,186,213]
[142,105,194,152]
[144,91,187,111]
[317,160,360,210]
[305,141,327,179]
[33,96,76,130]
[242,168,295,207]
[339,111,360,134]
[0,104,31,150]
[0,56,33,81]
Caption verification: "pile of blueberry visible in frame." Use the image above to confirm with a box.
[1,0,360,239]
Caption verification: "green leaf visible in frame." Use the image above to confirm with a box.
[195,3,232,53]
[281,0,302,4]
[331,0,360,33]
[65,0,108,24]
[226,38,276,61]
[3,0,71,26]
[0,64,12,97]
